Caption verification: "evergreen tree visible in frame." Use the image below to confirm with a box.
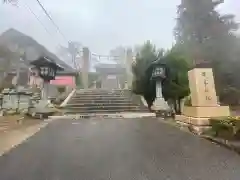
[175,0,238,63]
[162,49,190,114]
[132,42,190,112]
[175,0,240,104]
[132,41,163,108]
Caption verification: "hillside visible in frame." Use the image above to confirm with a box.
[0,28,73,71]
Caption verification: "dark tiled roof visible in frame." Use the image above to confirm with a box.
[30,56,64,71]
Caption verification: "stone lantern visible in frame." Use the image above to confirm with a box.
[30,56,64,100]
[147,58,171,116]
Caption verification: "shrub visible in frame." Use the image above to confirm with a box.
[208,117,240,140]
[57,86,66,94]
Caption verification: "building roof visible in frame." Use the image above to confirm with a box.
[30,56,64,71]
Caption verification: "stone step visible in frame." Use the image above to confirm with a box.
[64,109,145,114]
[64,89,146,114]
[75,89,129,92]
[76,91,126,94]
[65,105,139,110]
[69,99,132,103]
[73,95,126,98]
[66,102,138,107]
[69,99,131,103]
[72,94,126,99]
[70,97,129,101]
[76,89,129,92]
[75,92,127,95]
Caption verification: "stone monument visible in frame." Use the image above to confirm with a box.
[176,67,230,133]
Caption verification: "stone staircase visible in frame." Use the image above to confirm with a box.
[64,89,148,114]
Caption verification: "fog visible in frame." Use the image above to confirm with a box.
[0,0,239,54]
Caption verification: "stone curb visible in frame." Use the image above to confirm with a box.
[158,119,240,155]
[60,89,76,108]
[202,135,240,154]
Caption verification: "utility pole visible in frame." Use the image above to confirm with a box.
[68,41,82,87]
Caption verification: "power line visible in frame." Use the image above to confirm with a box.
[23,1,75,62]
[34,0,83,70]
[23,2,53,41]
[35,0,69,43]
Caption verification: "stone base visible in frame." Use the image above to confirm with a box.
[176,115,212,135]
[151,97,170,111]
[182,106,230,118]
[176,105,230,135]
[176,115,210,126]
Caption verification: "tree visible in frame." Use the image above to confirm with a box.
[175,0,238,62]
[132,41,163,109]
[132,41,190,112]
[0,45,21,88]
[162,49,190,114]
[175,0,240,104]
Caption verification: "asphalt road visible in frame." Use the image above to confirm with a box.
[1,117,240,180]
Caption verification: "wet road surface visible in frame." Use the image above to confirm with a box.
[0,117,240,180]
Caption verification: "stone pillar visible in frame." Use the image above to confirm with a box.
[41,81,49,100]
[126,48,133,89]
[176,68,230,134]
[82,47,89,89]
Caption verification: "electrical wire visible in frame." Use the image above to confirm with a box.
[35,0,69,43]
[23,2,55,43]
